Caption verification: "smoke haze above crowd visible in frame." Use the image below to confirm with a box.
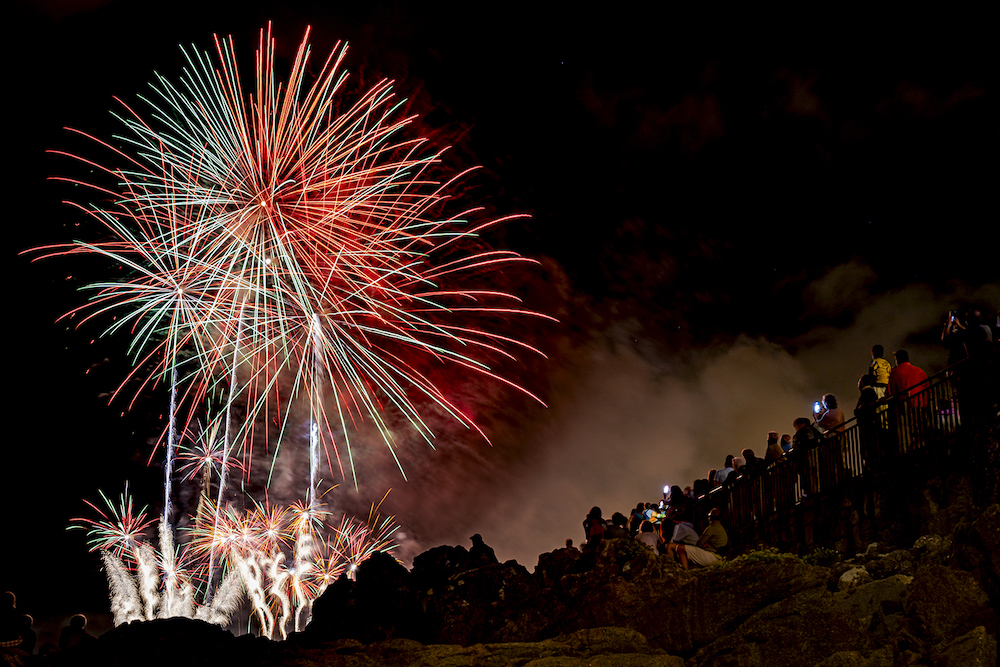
[6,1,996,614]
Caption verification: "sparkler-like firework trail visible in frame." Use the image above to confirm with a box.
[42,23,551,634]
[78,487,401,635]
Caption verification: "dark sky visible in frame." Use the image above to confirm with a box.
[6,0,998,620]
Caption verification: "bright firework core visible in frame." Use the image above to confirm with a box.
[36,24,550,636]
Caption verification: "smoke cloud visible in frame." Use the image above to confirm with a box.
[171,260,996,572]
[417,261,998,568]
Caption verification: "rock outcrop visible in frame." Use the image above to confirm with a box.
[18,504,998,667]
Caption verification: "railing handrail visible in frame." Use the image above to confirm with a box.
[826,356,967,434]
[697,354,996,553]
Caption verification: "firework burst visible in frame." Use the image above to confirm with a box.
[71,485,157,565]
[41,22,548,635]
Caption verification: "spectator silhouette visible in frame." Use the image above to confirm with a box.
[889,350,929,404]
[869,345,892,399]
[792,417,822,496]
[606,512,629,539]
[765,431,784,462]
[662,512,699,561]
[726,456,745,486]
[677,508,728,569]
[953,309,995,429]
[635,520,659,551]
[716,455,735,485]
[739,448,760,478]
[855,375,879,420]
[628,503,645,536]
[664,486,688,519]
[0,592,20,649]
[817,394,846,432]
[853,374,883,468]
[19,615,35,655]
[469,534,499,566]
[583,506,607,548]
[59,614,96,652]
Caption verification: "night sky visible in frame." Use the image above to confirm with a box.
[6,0,998,623]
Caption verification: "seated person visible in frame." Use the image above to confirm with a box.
[677,509,728,569]
[635,520,660,551]
[662,513,699,560]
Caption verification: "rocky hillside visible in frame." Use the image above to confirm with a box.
[11,503,995,667]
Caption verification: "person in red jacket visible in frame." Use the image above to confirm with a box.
[889,349,929,406]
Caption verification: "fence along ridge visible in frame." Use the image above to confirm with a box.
[699,355,997,553]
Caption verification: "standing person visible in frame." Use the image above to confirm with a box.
[582,507,607,548]
[715,456,735,485]
[869,345,892,399]
[628,503,645,536]
[954,309,995,430]
[889,349,930,451]
[854,375,882,472]
[739,449,761,478]
[726,456,745,486]
[941,311,968,366]
[792,417,823,496]
[817,394,846,432]
[765,431,784,462]
[855,375,880,418]
[469,534,499,566]
[888,350,929,404]
[677,509,728,569]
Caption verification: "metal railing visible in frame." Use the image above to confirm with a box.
[700,356,997,552]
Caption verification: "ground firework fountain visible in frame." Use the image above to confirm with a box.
[35,24,549,635]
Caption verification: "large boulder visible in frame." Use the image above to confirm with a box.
[410,544,473,594]
[421,559,548,645]
[555,542,830,654]
[689,588,869,667]
[951,503,1000,605]
[306,550,419,643]
[833,574,912,639]
[48,617,267,667]
[932,625,997,667]
[904,564,995,643]
[534,546,583,590]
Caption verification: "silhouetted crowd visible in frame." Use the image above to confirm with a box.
[1,591,99,663]
[3,310,995,660]
[577,308,997,569]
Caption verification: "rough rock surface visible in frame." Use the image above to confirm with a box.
[17,501,1000,667]
[951,503,1000,604]
[28,519,998,667]
[904,565,994,642]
